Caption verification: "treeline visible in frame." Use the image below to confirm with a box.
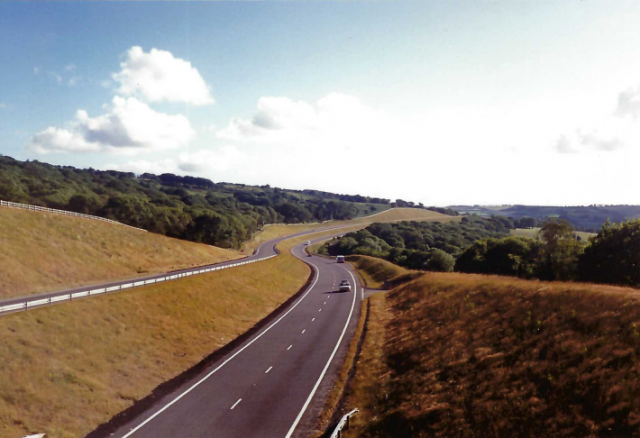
[451,204,640,232]
[297,189,390,205]
[458,219,640,287]
[0,156,393,248]
[391,198,459,216]
[319,216,512,271]
[323,214,640,288]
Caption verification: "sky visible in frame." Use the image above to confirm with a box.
[1,1,640,206]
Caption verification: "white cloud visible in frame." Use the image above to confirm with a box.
[112,46,214,106]
[33,66,41,75]
[616,87,640,119]
[217,92,392,147]
[48,71,62,85]
[555,117,636,154]
[177,146,245,173]
[67,76,81,87]
[555,135,578,154]
[29,96,194,154]
[65,64,77,72]
[108,146,245,175]
[106,159,178,175]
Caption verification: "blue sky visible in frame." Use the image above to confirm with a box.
[2,1,640,205]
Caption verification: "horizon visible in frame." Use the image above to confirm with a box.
[2,1,640,206]
[5,153,640,210]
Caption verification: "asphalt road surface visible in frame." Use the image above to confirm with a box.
[104,235,362,438]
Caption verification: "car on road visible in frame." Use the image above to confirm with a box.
[304,241,311,245]
[336,255,345,263]
[339,280,351,292]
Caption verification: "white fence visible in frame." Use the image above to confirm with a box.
[0,199,146,232]
[331,408,359,438]
[0,254,277,316]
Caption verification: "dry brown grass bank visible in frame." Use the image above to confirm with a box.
[343,272,640,438]
[345,255,415,289]
[0,208,241,300]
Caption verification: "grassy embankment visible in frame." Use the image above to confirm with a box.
[344,255,415,289]
[243,208,459,254]
[341,271,640,438]
[0,208,241,300]
[511,227,596,241]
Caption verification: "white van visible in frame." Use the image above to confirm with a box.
[337,255,345,263]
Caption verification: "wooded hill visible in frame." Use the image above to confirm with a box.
[0,156,399,248]
[0,156,453,249]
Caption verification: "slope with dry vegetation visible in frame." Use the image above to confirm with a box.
[343,272,640,438]
[345,255,416,289]
[0,207,242,300]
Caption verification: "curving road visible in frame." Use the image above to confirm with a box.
[103,235,362,438]
[0,225,353,315]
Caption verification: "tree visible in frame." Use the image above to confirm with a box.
[426,249,455,272]
[67,194,100,214]
[455,237,540,278]
[578,219,640,286]
[537,219,583,281]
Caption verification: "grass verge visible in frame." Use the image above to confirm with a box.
[341,272,640,438]
[0,208,241,300]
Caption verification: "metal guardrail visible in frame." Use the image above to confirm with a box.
[0,255,277,316]
[0,199,147,232]
[330,408,359,438]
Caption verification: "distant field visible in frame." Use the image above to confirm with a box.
[242,208,460,253]
[343,271,640,438]
[0,208,241,300]
[511,227,596,241]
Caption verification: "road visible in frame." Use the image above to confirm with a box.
[0,225,352,315]
[103,235,362,438]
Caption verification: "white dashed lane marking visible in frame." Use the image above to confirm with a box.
[312,318,315,322]
[231,399,242,410]
[302,329,306,334]
[287,345,293,351]
[265,366,273,374]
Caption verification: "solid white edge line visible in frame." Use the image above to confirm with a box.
[283,267,358,438]
[120,261,321,438]
[230,398,242,410]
